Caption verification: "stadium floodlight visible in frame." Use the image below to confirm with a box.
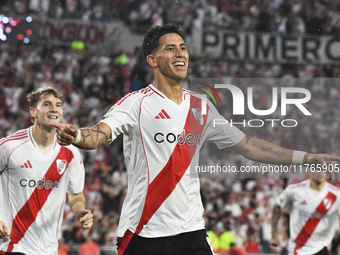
[3,17,9,24]
[1,34,7,41]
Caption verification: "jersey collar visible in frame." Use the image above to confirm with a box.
[149,84,188,107]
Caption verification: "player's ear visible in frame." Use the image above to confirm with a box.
[146,55,157,68]
[29,107,37,118]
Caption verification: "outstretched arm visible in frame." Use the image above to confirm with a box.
[231,135,293,164]
[231,135,340,179]
[51,122,111,150]
[68,192,93,229]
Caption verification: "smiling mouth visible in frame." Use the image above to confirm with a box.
[48,116,58,119]
[173,61,185,67]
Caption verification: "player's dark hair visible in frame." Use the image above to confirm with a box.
[141,22,185,63]
[27,87,64,123]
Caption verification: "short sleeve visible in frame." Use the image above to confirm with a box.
[67,146,85,194]
[99,93,140,143]
[204,101,244,149]
[276,187,294,209]
[0,138,10,175]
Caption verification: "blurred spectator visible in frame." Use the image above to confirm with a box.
[219,221,236,253]
[207,222,224,253]
[2,0,340,35]
[57,238,69,255]
[246,234,260,253]
[78,235,101,255]
[111,164,128,190]
[229,242,248,255]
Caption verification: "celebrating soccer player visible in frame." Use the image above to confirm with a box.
[270,171,340,255]
[51,23,340,255]
[0,87,93,255]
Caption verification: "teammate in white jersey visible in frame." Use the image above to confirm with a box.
[271,172,340,255]
[51,23,340,255]
[0,87,93,255]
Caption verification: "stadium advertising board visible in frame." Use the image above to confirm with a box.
[190,30,340,63]
[3,17,122,48]
[35,19,122,47]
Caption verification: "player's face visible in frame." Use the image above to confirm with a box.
[30,94,63,128]
[153,33,189,82]
[310,171,327,184]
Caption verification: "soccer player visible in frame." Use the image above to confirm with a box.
[0,87,93,255]
[270,171,340,255]
[51,23,340,255]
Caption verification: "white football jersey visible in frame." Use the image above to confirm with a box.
[100,85,244,239]
[0,127,85,255]
[276,179,340,255]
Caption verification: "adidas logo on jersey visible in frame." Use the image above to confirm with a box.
[143,225,154,230]
[155,109,171,119]
[21,160,33,169]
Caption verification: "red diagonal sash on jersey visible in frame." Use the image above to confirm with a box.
[294,191,337,255]
[7,147,74,252]
[117,96,208,255]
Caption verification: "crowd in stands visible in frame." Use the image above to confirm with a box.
[2,0,340,36]
[2,39,340,254]
[1,0,340,254]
